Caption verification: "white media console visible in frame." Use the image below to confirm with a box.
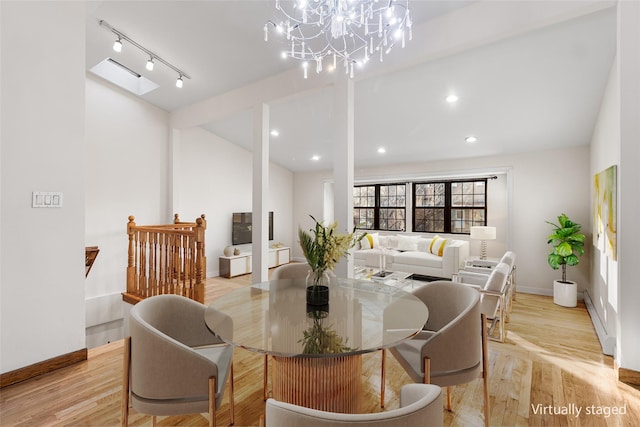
[219,246,291,278]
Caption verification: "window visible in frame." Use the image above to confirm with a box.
[353,184,406,231]
[413,179,487,234]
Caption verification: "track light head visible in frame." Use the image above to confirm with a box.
[146,57,154,71]
[113,38,122,52]
[176,75,183,88]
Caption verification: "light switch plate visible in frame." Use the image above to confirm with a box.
[32,192,63,208]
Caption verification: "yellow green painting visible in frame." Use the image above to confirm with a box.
[593,165,617,260]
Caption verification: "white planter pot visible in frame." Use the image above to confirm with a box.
[553,280,577,307]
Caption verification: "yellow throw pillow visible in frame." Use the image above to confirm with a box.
[429,235,448,257]
[366,234,374,249]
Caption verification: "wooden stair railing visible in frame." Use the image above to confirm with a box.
[123,214,207,305]
[85,246,99,277]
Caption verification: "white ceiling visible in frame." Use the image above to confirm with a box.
[86,1,617,173]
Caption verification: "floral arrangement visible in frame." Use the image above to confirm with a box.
[298,215,364,286]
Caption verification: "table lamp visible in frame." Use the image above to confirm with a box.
[470,226,496,259]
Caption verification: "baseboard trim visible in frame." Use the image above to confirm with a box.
[0,348,87,388]
[583,289,616,356]
[619,367,640,387]
[516,286,553,297]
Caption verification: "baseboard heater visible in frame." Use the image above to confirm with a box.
[583,289,615,356]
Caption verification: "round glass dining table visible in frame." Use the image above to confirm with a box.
[204,277,428,413]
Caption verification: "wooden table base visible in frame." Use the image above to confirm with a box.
[271,354,363,413]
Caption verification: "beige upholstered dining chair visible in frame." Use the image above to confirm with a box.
[263,262,312,400]
[270,262,311,280]
[456,262,511,342]
[388,281,490,427]
[261,383,443,427]
[122,294,235,427]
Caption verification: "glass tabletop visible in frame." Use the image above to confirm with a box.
[204,277,428,357]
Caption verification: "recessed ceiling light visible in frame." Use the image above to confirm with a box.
[446,94,459,103]
[377,147,386,154]
[270,129,279,137]
[465,136,478,143]
[311,155,321,161]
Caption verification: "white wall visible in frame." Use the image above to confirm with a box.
[293,146,591,296]
[1,1,87,372]
[84,75,170,348]
[174,126,293,277]
[586,1,640,376]
[588,59,619,354]
[616,0,640,374]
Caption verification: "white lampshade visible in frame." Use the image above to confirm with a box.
[470,226,496,240]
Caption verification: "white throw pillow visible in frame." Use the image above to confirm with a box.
[396,235,419,251]
[416,238,430,252]
[386,235,399,249]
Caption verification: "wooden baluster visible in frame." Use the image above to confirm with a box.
[167,233,175,296]
[134,231,141,298]
[194,217,206,303]
[159,232,167,296]
[149,232,157,296]
[126,216,136,298]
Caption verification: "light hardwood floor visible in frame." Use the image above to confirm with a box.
[1,275,639,427]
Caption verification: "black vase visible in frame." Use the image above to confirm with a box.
[306,284,329,306]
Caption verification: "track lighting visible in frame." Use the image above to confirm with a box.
[99,20,190,89]
[113,38,122,52]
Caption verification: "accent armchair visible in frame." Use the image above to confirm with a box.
[262,383,443,427]
[456,262,511,342]
[122,294,234,427]
[464,251,517,308]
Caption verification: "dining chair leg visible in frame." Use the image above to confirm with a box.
[229,363,235,425]
[446,387,452,411]
[121,337,131,427]
[481,313,491,427]
[152,416,157,427]
[380,349,386,408]
[423,357,431,384]
[209,376,216,427]
[263,354,269,401]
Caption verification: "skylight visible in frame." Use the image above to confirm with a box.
[89,58,159,96]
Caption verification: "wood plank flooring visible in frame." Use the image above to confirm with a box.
[1,275,639,426]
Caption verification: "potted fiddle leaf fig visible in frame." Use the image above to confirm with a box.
[546,213,585,307]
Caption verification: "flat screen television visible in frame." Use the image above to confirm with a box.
[232,211,273,245]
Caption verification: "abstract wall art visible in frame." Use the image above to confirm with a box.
[593,165,617,260]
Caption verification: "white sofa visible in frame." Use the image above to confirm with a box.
[354,233,469,279]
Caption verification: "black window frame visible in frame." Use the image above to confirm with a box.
[353,183,406,231]
[412,179,488,234]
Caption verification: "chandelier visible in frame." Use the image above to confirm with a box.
[264,0,412,79]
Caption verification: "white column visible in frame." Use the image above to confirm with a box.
[252,104,270,284]
[617,0,640,376]
[333,77,355,278]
